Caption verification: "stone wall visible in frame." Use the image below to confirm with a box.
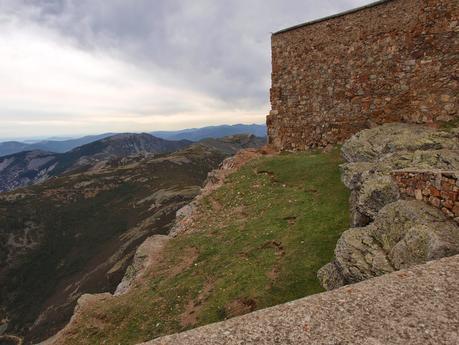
[267,0,459,150]
[392,170,459,223]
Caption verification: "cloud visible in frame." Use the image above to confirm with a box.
[0,0,372,138]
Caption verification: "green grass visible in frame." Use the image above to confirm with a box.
[62,149,349,345]
[440,116,459,131]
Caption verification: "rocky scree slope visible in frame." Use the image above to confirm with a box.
[0,135,262,344]
[319,123,459,290]
[39,148,350,345]
[0,133,192,193]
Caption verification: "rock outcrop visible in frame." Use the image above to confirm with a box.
[318,200,459,290]
[341,123,459,163]
[319,123,459,290]
[36,293,114,345]
[341,123,459,227]
[114,235,170,295]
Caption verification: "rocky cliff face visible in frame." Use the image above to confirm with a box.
[318,123,459,290]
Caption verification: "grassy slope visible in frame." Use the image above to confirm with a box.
[60,149,349,345]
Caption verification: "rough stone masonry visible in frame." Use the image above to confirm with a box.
[393,169,459,223]
[267,0,458,150]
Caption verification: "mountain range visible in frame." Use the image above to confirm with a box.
[0,124,266,157]
[0,133,192,193]
[151,123,266,141]
[0,133,115,157]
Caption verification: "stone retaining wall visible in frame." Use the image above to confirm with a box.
[392,170,459,223]
[267,0,458,150]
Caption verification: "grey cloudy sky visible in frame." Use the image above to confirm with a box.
[0,0,372,139]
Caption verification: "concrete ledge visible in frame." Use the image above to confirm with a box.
[141,255,459,345]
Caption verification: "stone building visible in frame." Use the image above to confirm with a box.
[267,0,458,150]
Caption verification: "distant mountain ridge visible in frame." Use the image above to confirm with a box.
[67,133,191,162]
[0,133,115,157]
[0,124,266,157]
[152,123,267,141]
[198,134,266,155]
[0,133,192,193]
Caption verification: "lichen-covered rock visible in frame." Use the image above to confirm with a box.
[332,226,394,285]
[319,200,459,290]
[349,173,400,226]
[341,124,459,226]
[370,201,459,269]
[342,149,459,191]
[316,262,344,291]
[321,123,459,290]
[341,123,459,163]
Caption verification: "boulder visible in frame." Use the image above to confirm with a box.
[349,173,400,226]
[341,123,458,163]
[319,200,459,290]
[316,262,344,291]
